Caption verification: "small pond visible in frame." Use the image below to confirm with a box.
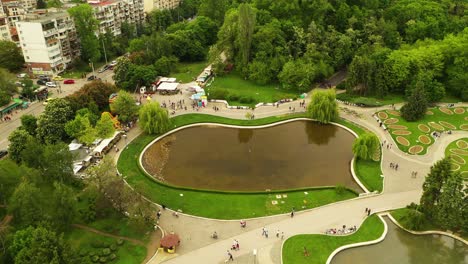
[332,217,468,264]
[142,120,360,192]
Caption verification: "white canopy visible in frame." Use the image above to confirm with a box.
[190,86,204,93]
[157,82,179,91]
[92,131,121,154]
[159,77,177,83]
[68,143,82,151]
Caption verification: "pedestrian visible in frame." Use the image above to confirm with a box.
[276,229,280,238]
[367,208,371,216]
[303,246,309,257]
[156,210,161,220]
[395,164,399,170]
[390,163,393,168]
[227,250,234,261]
[365,208,368,214]
[281,232,284,240]
[262,227,266,237]
[235,240,239,250]
[387,144,389,149]
[265,230,269,238]
[291,208,295,218]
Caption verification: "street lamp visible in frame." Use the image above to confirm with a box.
[89,60,96,77]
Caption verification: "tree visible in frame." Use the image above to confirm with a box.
[8,180,44,227]
[7,128,33,164]
[0,41,24,71]
[51,182,76,231]
[420,157,453,218]
[435,172,465,231]
[307,89,338,124]
[139,101,171,134]
[110,91,139,124]
[66,80,117,112]
[68,4,101,62]
[154,56,178,76]
[237,4,256,70]
[9,226,76,264]
[278,59,315,92]
[46,0,62,8]
[0,68,16,106]
[65,114,96,145]
[95,113,115,139]
[36,98,74,144]
[401,86,428,122]
[113,57,132,90]
[198,0,228,25]
[20,114,37,136]
[352,133,380,160]
[0,159,29,204]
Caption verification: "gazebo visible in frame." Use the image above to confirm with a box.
[160,234,180,253]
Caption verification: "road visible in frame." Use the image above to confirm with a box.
[0,70,114,150]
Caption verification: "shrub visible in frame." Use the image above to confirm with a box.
[227,94,239,101]
[336,81,347,90]
[209,89,229,100]
[91,256,99,263]
[239,96,254,104]
[402,209,426,230]
[109,254,117,261]
[354,97,383,107]
[335,184,346,195]
[110,244,117,251]
[79,249,88,257]
[90,241,105,248]
[99,257,107,263]
[102,248,111,256]
[116,239,124,246]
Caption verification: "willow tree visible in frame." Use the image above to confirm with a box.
[139,101,171,135]
[352,133,380,160]
[307,89,338,124]
[237,3,256,70]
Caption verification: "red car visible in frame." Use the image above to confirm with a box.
[63,79,75,84]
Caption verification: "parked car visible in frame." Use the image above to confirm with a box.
[63,79,75,84]
[43,97,56,106]
[0,150,7,159]
[87,75,98,81]
[46,82,57,88]
[110,60,117,66]
[37,79,46,85]
[17,73,27,78]
[53,76,63,81]
[98,67,107,73]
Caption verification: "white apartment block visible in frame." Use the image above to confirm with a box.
[143,0,180,13]
[0,9,11,40]
[88,0,145,36]
[16,12,80,75]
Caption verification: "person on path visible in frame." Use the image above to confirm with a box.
[262,227,266,237]
[265,230,269,238]
[365,208,368,214]
[281,232,284,240]
[227,250,234,261]
[235,240,239,250]
[156,210,161,220]
[367,208,371,216]
[276,230,280,238]
[395,164,399,170]
[291,208,295,218]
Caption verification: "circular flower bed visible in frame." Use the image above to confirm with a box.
[378,112,388,119]
[454,108,465,114]
[418,124,431,133]
[456,140,468,149]
[439,121,456,130]
[387,110,401,116]
[388,125,408,130]
[428,122,444,131]
[384,118,399,124]
[451,163,460,171]
[461,171,468,178]
[450,148,468,156]
[460,124,468,130]
[418,135,431,145]
[396,136,410,146]
[392,130,411,135]
[450,154,465,164]
[426,110,434,115]
[439,107,454,115]
[409,145,424,154]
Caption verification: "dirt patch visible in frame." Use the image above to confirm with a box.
[418,135,431,145]
[392,130,411,135]
[460,124,468,130]
[378,112,388,119]
[428,122,445,131]
[396,136,410,146]
[141,135,176,181]
[408,145,424,154]
[439,121,456,130]
[450,148,468,156]
[450,154,465,164]
[465,117,468,121]
[418,124,431,133]
[384,118,399,124]
[454,108,465,114]
[439,107,454,115]
[451,163,460,171]
[388,125,407,130]
[456,140,468,149]
[387,110,401,116]
[426,110,434,115]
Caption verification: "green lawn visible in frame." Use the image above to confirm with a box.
[282,215,384,264]
[206,72,299,106]
[65,228,146,264]
[337,92,462,106]
[377,107,467,155]
[119,113,362,219]
[172,61,207,83]
[444,138,468,180]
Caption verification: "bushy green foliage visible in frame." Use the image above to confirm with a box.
[138,101,171,135]
[401,86,428,121]
[307,89,338,124]
[352,133,380,160]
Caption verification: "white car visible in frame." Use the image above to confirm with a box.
[46,82,57,88]
[110,60,117,66]
[17,73,27,78]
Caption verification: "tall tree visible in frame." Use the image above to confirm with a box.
[36,98,74,144]
[66,80,117,112]
[51,182,76,231]
[307,89,339,124]
[420,157,453,218]
[68,4,101,62]
[237,4,256,70]
[352,133,380,160]
[0,68,16,106]
[400,86,428,122]
[110,91,139,124]
[7,128,33,164]
[95,113,115,139]
[20,114,37,136]
[8,180,44,228]
[436,171,465,231]
[0,41,24,71]
[198,0,228,25]
[139,101,171,135]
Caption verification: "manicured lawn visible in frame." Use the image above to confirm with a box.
[354,159,382,192]
[172,61,207,83]
[65,228,146,264]
[118,113,361,219]
[206,72,299,106]
[444,138,468,180]
[282,215,384,264]
[337,92,462,106]
[376,107,467,155]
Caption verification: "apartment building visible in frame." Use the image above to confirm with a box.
[16,11,80,75]
[143,0,180,12]
[0,8,10,40]
[88,0,144,36]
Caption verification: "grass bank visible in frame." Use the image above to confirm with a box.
[119,114,362,219]
[282,215,384,264]
[172,61,207,83]
[337,92,461,106]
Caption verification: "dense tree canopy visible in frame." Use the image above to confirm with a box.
[36,99,74,144]
[0,68,16,106]
[139,101,171,134]
[307,89,338,124]
[68,4,101,62]
[352,133,380,160]
[0,41,24,71]
[110,91,139,123]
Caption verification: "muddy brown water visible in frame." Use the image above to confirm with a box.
[142,120,361,192]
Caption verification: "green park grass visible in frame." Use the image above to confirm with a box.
[206,72,298,106]
[65,228,146,264]
[171,61,207,83]
[444,138,468,180]
[377,107,467,155]
[337,92,461,106]
[282,215,384,264]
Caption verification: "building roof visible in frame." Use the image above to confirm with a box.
[157,82,179,91]
[21,11,69,23]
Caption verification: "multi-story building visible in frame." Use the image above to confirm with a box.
[0,8,11,40]
[88,0,144,36]
[143,0,180,12]
[16,11,80,75]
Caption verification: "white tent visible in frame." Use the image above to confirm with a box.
[92,131,121,156]
[68,143,82,151]
[157,82,179,91]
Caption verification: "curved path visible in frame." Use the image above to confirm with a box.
[111,96,467,264]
